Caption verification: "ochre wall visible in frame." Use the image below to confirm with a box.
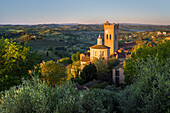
[104,22,119,55]
[90,48,109,61]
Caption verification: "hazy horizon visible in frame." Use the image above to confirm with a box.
[1,0,170,25]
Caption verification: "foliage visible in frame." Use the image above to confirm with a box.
[0,38,41,91]
[70,77,85,85]
[80,63,97,83]
[118,57,170,113]
[66,61,81,79]
[93,58,110,75]
[0,76,54,113]
[39,60,67,86]
[107,58,119,71]
[0,76,119,113]
[124,41,170,84]
[81,88,118,113]
[91,82,108,89]
[71,52,80,62]
[57,57,72,64]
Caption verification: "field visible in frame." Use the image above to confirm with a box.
[0,24,170,60]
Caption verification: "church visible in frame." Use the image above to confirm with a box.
[80,21,119,65]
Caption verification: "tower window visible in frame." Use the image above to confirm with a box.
[110,34,111,39]
[106,34,108,39]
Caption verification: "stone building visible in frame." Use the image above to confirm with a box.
[112,63,125,85]
[89,34,110,61]
[104,21,119,55]
[80,21,119,64]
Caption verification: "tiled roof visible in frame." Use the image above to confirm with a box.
[81,57,90,62]
[89,45,110,49]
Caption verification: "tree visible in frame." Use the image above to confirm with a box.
[0,38,41,91]
[107,58,119,71]
[92,58,109,74]
[57,57,72,64]
[124,41,170,84]
[71,52,80,62]
[118,57,170,113]
[39,60,67,86]
[80,63,97,82]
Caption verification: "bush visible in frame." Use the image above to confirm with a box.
[0,76,54,113]
[118,57,170,113]
[91,82,108,89]
[80,63,97,83]
[81,88,118,113]
[0,76,120,113]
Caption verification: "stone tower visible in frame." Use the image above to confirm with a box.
[104,21,119,55]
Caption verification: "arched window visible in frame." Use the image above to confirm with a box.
[110,34,111,39]
[106,34,108,39]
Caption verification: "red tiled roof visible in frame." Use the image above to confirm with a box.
[81,57,90,62]
[89,45,110,49]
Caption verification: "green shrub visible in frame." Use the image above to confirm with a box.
[81,88,118,113]
[0,76,54,113]
[117,57,170,113]
[80,63,97,83]
[91,82,108,89]
[0,76,120,113]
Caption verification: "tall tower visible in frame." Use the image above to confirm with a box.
[104,21,119,55]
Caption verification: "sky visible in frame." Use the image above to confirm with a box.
[0,0,170,25]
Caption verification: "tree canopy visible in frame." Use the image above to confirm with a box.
[124,41,170,84]
[118,57,170,113]
[80,63,97,83]
[38,60,67,86]
[0,38,41,91]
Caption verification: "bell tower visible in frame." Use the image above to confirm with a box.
[104,21,119,55]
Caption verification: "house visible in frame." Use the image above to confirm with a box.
[112,63,125,85]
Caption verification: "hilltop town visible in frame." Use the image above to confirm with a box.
[0,22,170,113]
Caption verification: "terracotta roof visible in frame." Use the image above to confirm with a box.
[89,45,110,49]
[84,52,90,57]
[81,57,90,62]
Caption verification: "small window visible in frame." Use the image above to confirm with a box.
[106,34,108,39]
[95,51,97,56]
[110,34,111,39]
[115,70,119,85]
[115,34,117,40]
[100,51,104,56]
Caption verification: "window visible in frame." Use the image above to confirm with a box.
[101,51,104,56]
[115,70,119,85]
[110,34,111,39]
[95,51,97,56]
[106,34,108,39]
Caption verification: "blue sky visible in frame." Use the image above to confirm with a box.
[0,0,170,25]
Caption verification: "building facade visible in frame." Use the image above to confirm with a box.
[89,35,110,61]
[104,21,119,55]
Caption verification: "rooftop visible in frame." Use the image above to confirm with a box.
[89,45,110,49]
[81,57,90,62]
